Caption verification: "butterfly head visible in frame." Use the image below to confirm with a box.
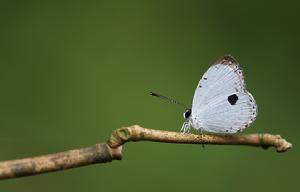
[183,109,192,119]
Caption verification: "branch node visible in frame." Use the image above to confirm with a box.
[107,125,142,148]
[110,146,123,160]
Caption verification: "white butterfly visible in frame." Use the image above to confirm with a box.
[151,55,257,134]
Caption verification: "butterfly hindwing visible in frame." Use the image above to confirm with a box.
[196,92,257,133]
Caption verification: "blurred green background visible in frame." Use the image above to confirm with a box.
[0,0,299,191]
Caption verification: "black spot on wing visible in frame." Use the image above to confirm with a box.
[227,94,239,105]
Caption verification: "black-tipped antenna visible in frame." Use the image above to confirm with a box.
[150,91,188,109]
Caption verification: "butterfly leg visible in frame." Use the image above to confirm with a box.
[180,122,186,133]
[180,122,187,133]
[185,122,191,133]
[180,121,191,133]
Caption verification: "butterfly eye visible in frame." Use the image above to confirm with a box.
[183,109,192,119]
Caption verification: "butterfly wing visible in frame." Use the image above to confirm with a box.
[191,55,257,133]
[195,92,257,133]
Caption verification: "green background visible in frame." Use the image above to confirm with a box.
[0,0,299,191]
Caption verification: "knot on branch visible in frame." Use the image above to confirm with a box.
[107,125,142,147]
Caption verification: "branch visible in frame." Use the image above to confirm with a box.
[0,144,122,180]
[107,125,292,152]
[0,125,292,180]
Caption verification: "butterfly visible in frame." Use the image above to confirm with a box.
[150,55,257,134]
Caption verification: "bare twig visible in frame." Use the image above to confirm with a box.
[107,125,292,152]
[0,125,292,180]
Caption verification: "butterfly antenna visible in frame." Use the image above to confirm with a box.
[150,91,188,109]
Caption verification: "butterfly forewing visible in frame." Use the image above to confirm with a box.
[190,55,257,133]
